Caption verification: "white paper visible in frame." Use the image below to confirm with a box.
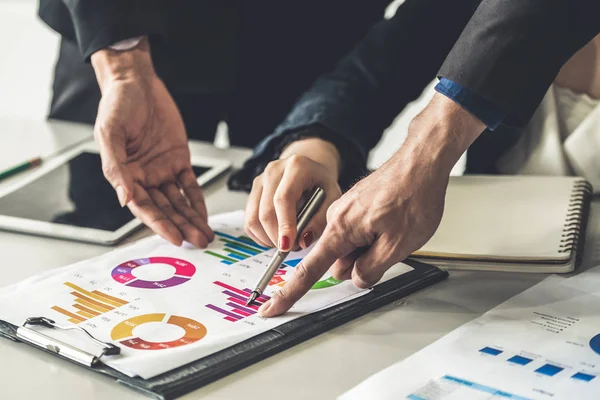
[0,211,412,379]
[340,275,600,400]
[560,265,600,295]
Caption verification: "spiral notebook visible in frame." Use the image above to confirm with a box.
[411,175,593,273]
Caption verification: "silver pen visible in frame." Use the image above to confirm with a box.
[246,187,326,306]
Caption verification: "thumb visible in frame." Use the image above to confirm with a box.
[352,237,399,289]
[96,129,135,207]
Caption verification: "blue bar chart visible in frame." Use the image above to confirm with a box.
[205,231,269,265]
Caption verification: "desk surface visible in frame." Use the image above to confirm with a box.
[0,121,598,400]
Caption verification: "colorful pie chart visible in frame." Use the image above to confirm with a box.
[111,313,207,350]
[111,257,195,289]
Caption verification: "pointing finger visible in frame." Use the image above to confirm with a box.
[259,227,354,317]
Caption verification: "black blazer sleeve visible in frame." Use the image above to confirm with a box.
[39,0,167,59]
[228,0,480,191]
[439,0,600,127]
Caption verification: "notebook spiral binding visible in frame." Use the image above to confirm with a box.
[558,180,593,267]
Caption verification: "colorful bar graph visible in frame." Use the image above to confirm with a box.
[228,296,259,311]
[507,355,533,366]
[51,282,128,325]
[205,250,237,264]
[206,304,242,320]
[214,231,268,251]
[535,364,563,377]
[206,281,271,322]
[479,347,503,356]
[205,231,270,266]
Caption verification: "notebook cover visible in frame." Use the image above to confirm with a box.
[412,176,592,266]
[0,259,447,399]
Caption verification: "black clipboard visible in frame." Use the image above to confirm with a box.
[0,259,447,399]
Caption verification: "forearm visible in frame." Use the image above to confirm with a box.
[91,37,155,91]
[396,93,486,173]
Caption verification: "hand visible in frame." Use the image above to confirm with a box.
[91,39,213,247]
[245,138,343,250]
[259,93,486,317]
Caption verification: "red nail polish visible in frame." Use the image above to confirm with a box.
[302,231,314,247]
[279,235,290,250]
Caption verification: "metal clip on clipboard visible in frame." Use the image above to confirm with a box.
[16,317,120,367]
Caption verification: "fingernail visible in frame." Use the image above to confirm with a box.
[116,186,127,207]
[302,231,314,248]
[279,235,290,251]
[258,300,272,316]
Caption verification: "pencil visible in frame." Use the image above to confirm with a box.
[0,157,43,182]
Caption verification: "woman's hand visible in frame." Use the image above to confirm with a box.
[245,138,343,251]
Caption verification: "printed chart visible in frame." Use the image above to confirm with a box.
[111,313,207,350]
[408,375,531,400]
[206,281,270,322]
[111,257,196,289]
[51,282,128,324]
[478,345,597,382]
[207,232,344,290]
[206,231,268,265]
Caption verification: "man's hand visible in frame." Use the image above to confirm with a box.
[259,93,486,316]
[91,38,214,247]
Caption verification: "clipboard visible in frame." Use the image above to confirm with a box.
[0,259,447,400]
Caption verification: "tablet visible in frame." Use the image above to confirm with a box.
[0,141,231,245]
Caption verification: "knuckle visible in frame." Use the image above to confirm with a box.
[274,286,287,300]
[252,176,263,187]
[245,213,260,230]
[295,261,314,281]
[263,161,281,177]
[277,221,295,234]
[258,207,275,224]
[273,191,293,206]
[285,154,306,167]
[101,163,118,181]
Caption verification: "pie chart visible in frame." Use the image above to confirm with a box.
[111,257,195,289]
[590,334,600,355]
[111,313,207,350]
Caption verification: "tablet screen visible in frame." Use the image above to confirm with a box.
[0,152,209,232]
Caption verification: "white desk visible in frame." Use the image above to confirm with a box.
[0,121,599,400]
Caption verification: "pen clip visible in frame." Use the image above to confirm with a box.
[16,316,120,367]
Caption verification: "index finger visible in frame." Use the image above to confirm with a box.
[272,166,308,250]
[259,228,354,317]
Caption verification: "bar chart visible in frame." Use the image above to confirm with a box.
[205,231,269,265]
[51,282,128,324]
[205,281,271,322]
[478,346,596,382]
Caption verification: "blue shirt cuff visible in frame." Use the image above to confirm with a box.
[434,78,505,131]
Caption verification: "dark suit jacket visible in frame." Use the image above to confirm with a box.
[38,1,390,146]
[230,0,600,190]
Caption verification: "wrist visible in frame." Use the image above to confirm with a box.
[91,37,155,91]
[398,92,486,173]
[280,138,342,179]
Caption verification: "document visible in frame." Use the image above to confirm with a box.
[0,211,383,379]
[340,270,600,400]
